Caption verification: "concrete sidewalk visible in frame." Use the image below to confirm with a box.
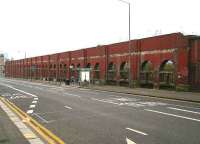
[0,104,29,144]
[84,85,200,103]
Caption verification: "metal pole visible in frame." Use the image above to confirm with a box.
[128,2,131,88]
[118,0,131,87]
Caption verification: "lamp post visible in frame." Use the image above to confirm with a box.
[118,0,131,87]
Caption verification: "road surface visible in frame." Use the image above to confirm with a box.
[0,78,199,144]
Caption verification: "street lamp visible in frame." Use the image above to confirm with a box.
[118,0,131,88]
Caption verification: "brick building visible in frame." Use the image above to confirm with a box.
[0,54,5,77]
[5,33,200,91]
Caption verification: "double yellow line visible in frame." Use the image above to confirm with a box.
[0,97,65,144]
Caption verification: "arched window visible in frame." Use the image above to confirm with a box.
[108,62,116,71]
[140,60,154,88]
[70,64,75,77]
[70,64,74,69]
[86,63,91,68]
[64,64,67,70]
[141,61,153,72]
[77,63,81,70]
[160,60,175,72]
[159,60,175,89]
[108,62,116,80]
[94,63,100,79]
[120,62,128,80]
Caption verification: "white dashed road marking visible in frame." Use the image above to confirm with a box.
[0,83,39,117]
[145,109,200,122]
[126,127,148,136]
[29,105,36,108]
[32,101,37,104]
[64,105,72,110]
[126,137,137,144]
[27,110,34,114]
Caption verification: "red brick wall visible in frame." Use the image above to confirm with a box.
[5,32,193,89]
[189,39,200,89]
[86,46,106,80]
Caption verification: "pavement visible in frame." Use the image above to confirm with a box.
[0,78,200,144]
[0,101,29,144]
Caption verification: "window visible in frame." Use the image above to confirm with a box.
[108,62,116,80]
[120,62,128,80]
[94,63,100,79]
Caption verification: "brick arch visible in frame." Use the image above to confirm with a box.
[141,60,154,71]
[140,60,154,88]
[120,61,128,80]
[107,62,117,84]
[86,63,91,68]
[77,63,81,68]
[159,59,175,71]
[159,59,176,89]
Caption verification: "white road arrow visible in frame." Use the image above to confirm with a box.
[126,137,137,144]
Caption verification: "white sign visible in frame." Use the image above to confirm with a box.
[80,71,90,82]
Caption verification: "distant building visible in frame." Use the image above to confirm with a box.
[0,54,5,76]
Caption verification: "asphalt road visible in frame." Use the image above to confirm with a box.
[0,78,200,144]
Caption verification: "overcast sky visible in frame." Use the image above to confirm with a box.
[0,0,200,60]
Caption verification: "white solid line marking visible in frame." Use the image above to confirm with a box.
[27,110,34,114]
[126,127,148,136]
[33,113,50,123]
[3,78,58,89]
[29,105,36,108]
[168,107,200,115]
[64,106,72,109]
[32,101,37,104]
[126,137,137,144]
[145,109,200,122]
[0,83,37,98]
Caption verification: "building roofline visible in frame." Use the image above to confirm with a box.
[186,35,200,40]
